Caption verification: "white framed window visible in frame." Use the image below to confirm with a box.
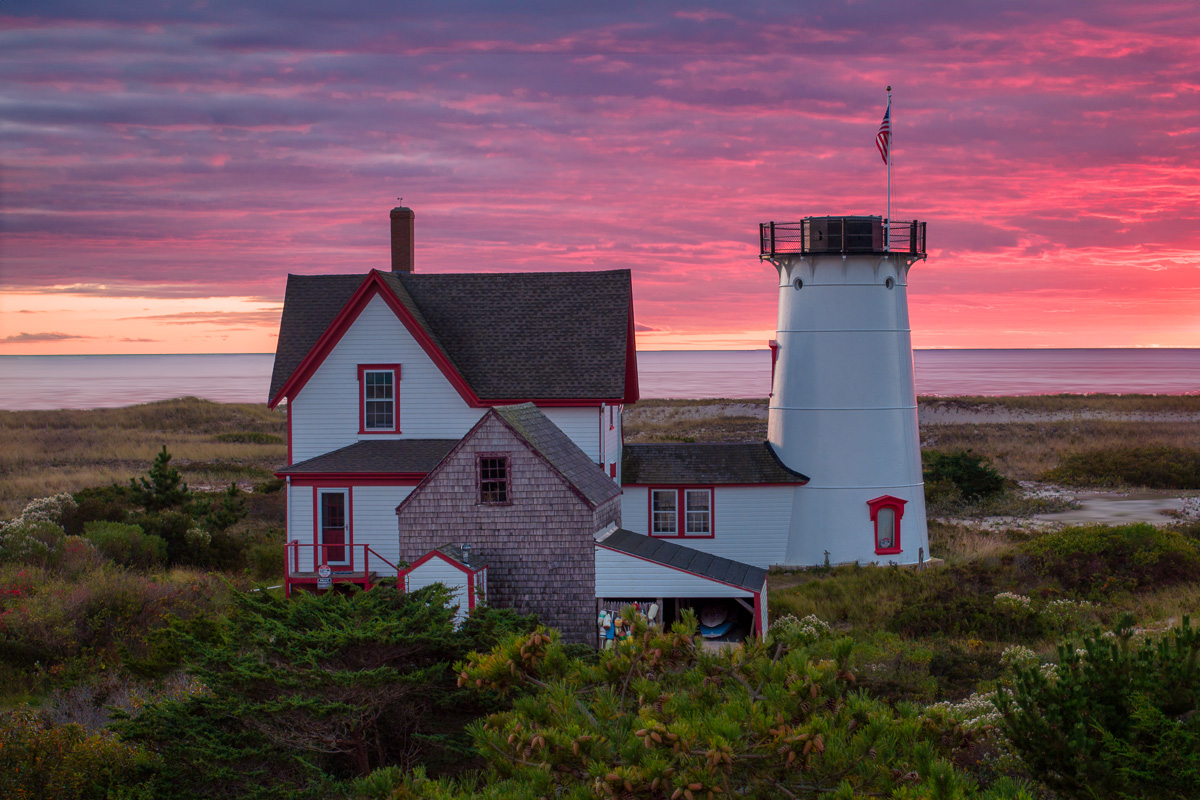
[358,364,400,433]
[650,487,714,538]
[651,489,677,535]
[684,489,711,536]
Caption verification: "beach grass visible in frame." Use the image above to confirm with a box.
[0,397,285,517]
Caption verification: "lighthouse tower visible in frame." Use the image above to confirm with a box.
[761,216,928,566]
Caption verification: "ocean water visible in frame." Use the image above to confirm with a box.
[0,349,1197,410]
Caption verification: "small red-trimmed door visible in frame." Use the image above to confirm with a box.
[318,489,349,566]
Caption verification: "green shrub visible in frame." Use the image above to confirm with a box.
[1044,445,1200,489]
[65,485,134,536]
[1021,523,1200,596]
[83,521,167,568]
[213,431,284,444]
[997,616,1200,799]
[254,477,285,494]
[246,542,284,581]
[0,707,151,799]
[924,450,1007,501]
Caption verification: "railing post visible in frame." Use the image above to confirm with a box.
[910,220,917,253]
[768,221,776,256]
[364,546,370,591]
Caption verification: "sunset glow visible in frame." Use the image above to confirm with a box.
[3,2,1198,354]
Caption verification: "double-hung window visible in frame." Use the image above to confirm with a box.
[358,364,400,433]
[650,487,713,537]
[478,454,511,504]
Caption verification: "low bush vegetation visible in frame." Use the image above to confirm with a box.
[1021,522,1200,596]
[1043,445,1200,489]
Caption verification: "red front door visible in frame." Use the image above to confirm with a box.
[319,490,348,565]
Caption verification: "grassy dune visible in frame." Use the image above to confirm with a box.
[625,395,1200,482]
[0,397,285,517]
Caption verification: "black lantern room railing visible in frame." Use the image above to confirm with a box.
[759,216,926,258]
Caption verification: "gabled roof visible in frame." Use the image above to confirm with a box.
[269,269,638,407]
[622,442,809,485]
[277,439,458,476]
[493,403,621,508]
[394,402,620,515]
[434,544,487,571]
[596,528,767,592]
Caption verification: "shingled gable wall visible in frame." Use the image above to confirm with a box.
[395,412,619,645]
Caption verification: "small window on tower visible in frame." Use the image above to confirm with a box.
[479,456,510,504]
[867,495,906,555]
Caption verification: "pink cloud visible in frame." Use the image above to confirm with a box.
[1,1,1197,352]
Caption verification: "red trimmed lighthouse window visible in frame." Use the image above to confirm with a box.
[867,495,906,555]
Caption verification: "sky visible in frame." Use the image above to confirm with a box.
[2,0,1198,355]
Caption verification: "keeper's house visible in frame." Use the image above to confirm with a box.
[269,207,798,645]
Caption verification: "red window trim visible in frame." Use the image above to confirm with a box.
[867,495,906,555]
[358,363,401,434]
[768,339,779,398]
[313,486,354,569]
[477,452,513,506]
[647,486,715,539]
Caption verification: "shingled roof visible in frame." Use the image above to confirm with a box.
[278,439,458,475]
[268,269,634,404]
[622,443,808,485]
[597,528,767,592]
[494,403,621,508]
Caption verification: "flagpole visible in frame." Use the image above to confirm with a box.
[886,85,892,252]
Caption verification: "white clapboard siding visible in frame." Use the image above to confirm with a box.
[290,295,484,461]
[603,405,622,482]
[351,485,412,568]
[288,485,315,571]
[619,486,794,569]
[541,406,601,463]
[595,545,752,598]
[405,558,471,624]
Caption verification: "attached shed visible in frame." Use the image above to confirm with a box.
[399,544,488,625]
[595,528,770,641]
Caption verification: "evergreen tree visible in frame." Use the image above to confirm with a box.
[130,445,190,511]
[203,482,248,534]
[119,585,535,799]
[354,612,1034,800]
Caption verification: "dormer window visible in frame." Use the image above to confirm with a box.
[867,495,906,555]
[358,364,400,433]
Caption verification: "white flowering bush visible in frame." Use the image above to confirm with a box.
[1000,644,1039,672]
[993,592,1032,612]
[1040,598,1093,631]
[769,613,832,644]
[17,493,77,528]
[0,493,77,566]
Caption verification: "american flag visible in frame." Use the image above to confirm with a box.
[876,102,891,164]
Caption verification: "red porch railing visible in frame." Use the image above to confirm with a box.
[284,541,402,597]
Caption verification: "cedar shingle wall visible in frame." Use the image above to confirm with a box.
[397,415,619,644]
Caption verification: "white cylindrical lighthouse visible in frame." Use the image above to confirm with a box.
[761,216,928,566]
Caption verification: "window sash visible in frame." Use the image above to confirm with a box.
[479,457,509,503]
[684,489,711,536]
[363,370,395,430]
[651,489,677,535]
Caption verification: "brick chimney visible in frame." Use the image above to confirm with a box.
[389,206,415,272]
